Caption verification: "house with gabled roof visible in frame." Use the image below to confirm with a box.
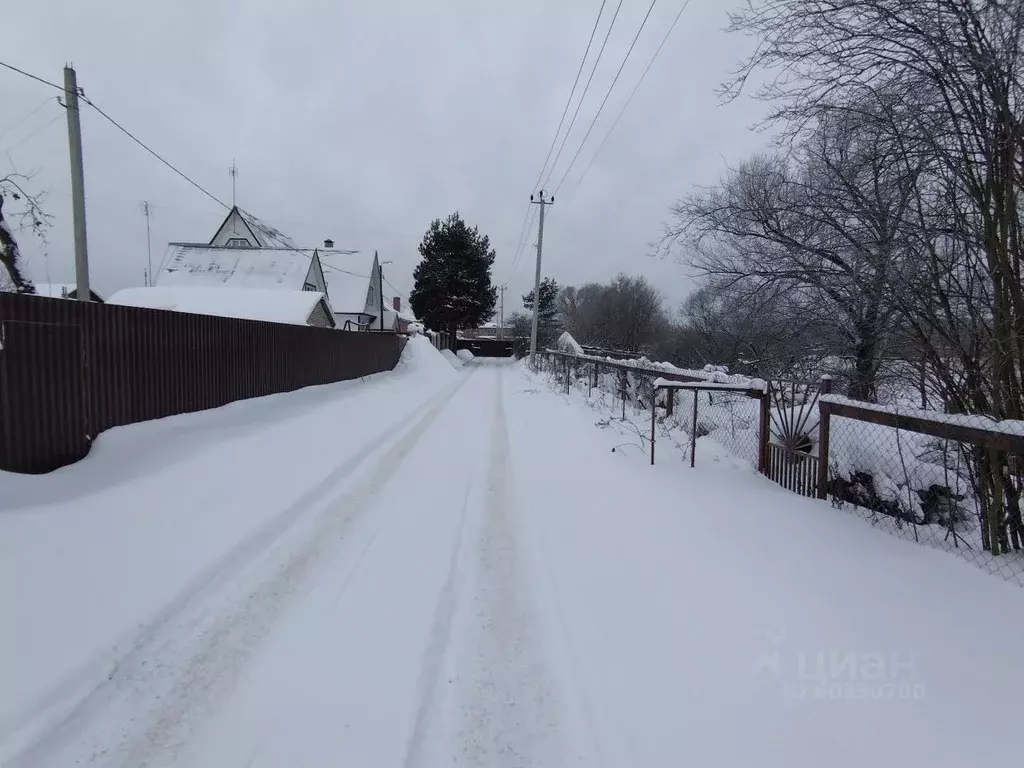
[155,206,329,297]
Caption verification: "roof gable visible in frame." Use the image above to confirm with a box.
[209,206,265,247]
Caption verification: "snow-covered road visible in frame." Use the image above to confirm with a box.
[3,338,1023,766]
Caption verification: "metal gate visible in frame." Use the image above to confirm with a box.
[0,321,88,473]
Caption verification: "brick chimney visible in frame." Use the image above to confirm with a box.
[323,238,334,249]
[392,296,401,312]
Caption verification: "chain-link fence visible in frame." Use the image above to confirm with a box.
[534,349,1024,587]
[536,350,767,469]
[820,398,1024,586]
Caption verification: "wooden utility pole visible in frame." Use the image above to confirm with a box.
[63,65,90,301]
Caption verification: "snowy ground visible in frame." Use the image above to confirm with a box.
[2,339,1023,766]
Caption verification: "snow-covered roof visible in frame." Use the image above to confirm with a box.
[32,282,104,301]
[238,209,297,249]
[327,270,372,313]
[107,286,332,327]
[157,245,317,291]
[33,283,77,298]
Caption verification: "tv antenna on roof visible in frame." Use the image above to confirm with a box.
[228,160,238,207]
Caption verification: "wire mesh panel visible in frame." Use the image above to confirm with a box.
[538,350,768,471]
[821,402,1024,586]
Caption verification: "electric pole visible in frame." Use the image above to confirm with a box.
[528,191,553,360]
[498,283,507,340]
[378,252,384,331]
[141,201,152,286]
[63,65,90,301]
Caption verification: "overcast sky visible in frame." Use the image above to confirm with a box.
[3,0,769,316]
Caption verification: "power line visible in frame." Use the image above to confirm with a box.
[509,203,539,278]
[542,0,625,190]
[507,200,536,277]
[552,0,660,196]
[5,113,62,151]
[0,97,56,141]
[80,95,229,210]
[383,276,408,304]
[0,60,65,92]
[569,0,691,196]
[505,0,609,283]
[531,0,608,192]
[5,63,381,292]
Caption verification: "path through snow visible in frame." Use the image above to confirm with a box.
[3,340,1024,766]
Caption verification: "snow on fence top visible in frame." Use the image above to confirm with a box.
[652,377,768,393]
[545,349,767,391]
[820,394,1024,440]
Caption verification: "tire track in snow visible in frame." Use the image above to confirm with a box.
[13,371,476,768]
[405,364,568,766]
[1,381,463,759]
[402,484,473,767]
[456,367,564,765]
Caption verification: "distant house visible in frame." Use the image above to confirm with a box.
[328,252,391,331]
[462,321,510,339]
[372,297,417,333]
[32,283,105,302]
[155,206,330,299]
[107,286,335,328]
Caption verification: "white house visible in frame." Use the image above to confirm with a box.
[108,286,336,327]
[155,206,330,297]
[327,252,391,331]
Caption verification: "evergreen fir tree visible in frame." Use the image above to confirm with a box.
[410,212,498,334]
[522,277,560,346]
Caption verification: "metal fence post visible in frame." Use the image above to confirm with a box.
[690,391,699,468]
[758,387,771,476]
[816,376,833,499]
[650,386,657,465]
[621,371,627,420]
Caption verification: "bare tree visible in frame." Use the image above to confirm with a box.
[558,275,667,354]
[0,173,49,294]
[720,0,1024,552]
[667,102,919,399]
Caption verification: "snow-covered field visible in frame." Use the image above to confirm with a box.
[2,339,1022,766]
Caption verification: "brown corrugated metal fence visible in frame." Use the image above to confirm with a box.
[0,293,406,474]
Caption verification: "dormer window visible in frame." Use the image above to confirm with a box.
[226,238,250,248]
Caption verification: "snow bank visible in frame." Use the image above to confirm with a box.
[396,335,457,383]
[456,349,474,363]
[0,338,459,750]
[441,349,463,369]
[556,331,584,355]
[504,363,1024,765]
